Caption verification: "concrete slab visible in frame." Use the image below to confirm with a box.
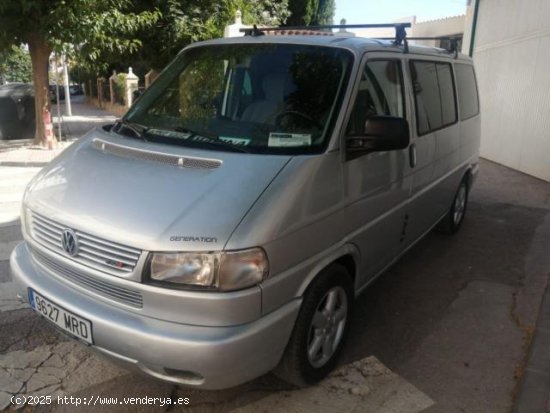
[0,166,38,227]
[0,282,27,312]
[232,357,434,413]
[514,371,550,413]
[0,240,21,261]
[54,374,174,413]
[0,306,60,355]
[0,210,22,227]
[0,342,126,410]
[399,281,524,413]
[0,144,72,167]
[0,261,11,283]
[526,327,550,377]
[0,223,22,243]
[514,286,550,413]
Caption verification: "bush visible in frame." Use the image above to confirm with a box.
[113,73,127,105]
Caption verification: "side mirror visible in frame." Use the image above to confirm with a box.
[346,116,410,159]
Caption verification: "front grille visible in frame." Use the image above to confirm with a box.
[31,247,143,308]
[30,212,141,275]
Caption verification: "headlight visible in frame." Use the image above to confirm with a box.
[149,248,268,291]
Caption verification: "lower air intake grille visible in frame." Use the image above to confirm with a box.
[31,247,143,308]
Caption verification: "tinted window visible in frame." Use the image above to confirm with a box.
[455,63,479,120]
[437,64,457,125]
[347,60,404,135]
[411,62,441,135]
[411,61,457,135]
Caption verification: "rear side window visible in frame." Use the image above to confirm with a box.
[455,63,479,120]
[410,61,457,135]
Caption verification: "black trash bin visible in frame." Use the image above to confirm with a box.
[0,83,36,140]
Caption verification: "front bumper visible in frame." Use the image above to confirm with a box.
[10,242,300,389]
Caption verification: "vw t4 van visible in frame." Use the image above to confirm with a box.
[10,24,480,389]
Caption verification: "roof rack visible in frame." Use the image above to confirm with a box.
[240,23,460,58]
[241,23,411,41]
[380,36,461,57]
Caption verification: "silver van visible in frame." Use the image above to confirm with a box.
[10,26,480,389]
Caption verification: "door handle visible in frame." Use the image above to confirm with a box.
[409,143,417,168]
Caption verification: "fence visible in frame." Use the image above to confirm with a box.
[85,68,155,116]
[101,81,111,105]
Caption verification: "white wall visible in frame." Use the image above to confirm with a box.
[352,16,416,39]
[350,15,464,48]
[470,0,550,182]
[412,15,465,47]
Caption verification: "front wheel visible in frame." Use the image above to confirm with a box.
[274,263,353,387]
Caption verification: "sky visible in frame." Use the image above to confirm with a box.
[335,0,468,24]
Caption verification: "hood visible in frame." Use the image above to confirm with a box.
[25,129,291,252]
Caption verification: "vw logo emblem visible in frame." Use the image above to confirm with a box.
[61,229,79,256]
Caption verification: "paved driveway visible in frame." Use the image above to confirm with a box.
[1,159,549,412]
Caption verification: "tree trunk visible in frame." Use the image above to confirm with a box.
[27,33,52,146]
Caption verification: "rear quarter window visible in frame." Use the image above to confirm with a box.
[455,63,479,120]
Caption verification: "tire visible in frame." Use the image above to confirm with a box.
[274,263,353,387]
[437,177,469,234]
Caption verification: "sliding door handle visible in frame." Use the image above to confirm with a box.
[409,143,417,168]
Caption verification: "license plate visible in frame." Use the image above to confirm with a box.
[28,289,93,344]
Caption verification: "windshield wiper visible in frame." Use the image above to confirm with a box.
[113,120,148,141]
[114,122,250,154]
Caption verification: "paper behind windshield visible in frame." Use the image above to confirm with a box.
[219,137,251,146]
[268,133,312,147]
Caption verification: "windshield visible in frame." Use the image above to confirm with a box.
[124,43,353,154]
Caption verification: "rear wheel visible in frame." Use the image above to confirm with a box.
[274,263,353,387]
[438,177,469,234]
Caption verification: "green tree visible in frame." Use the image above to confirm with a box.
[0,45,32,83]
[0,0,159,144]
[286,0,317,26]
[235,0,291,26]
[286,0,335,26]
[313,0,335,25]
[123,0,290,71]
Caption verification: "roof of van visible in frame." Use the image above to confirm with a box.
[188,34,473,62]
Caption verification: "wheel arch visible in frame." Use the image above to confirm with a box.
[296,244,360,298]
[464,168,473,189]
[462,163,478,192]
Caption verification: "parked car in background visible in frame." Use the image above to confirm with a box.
[49,85,65,102]
[0,83,36,140]
[69,85,83,95]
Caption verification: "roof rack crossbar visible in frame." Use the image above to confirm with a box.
[241,22,413,53]
[380,35,461,57]
[380,36,461,41]
[240,23,412,34]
